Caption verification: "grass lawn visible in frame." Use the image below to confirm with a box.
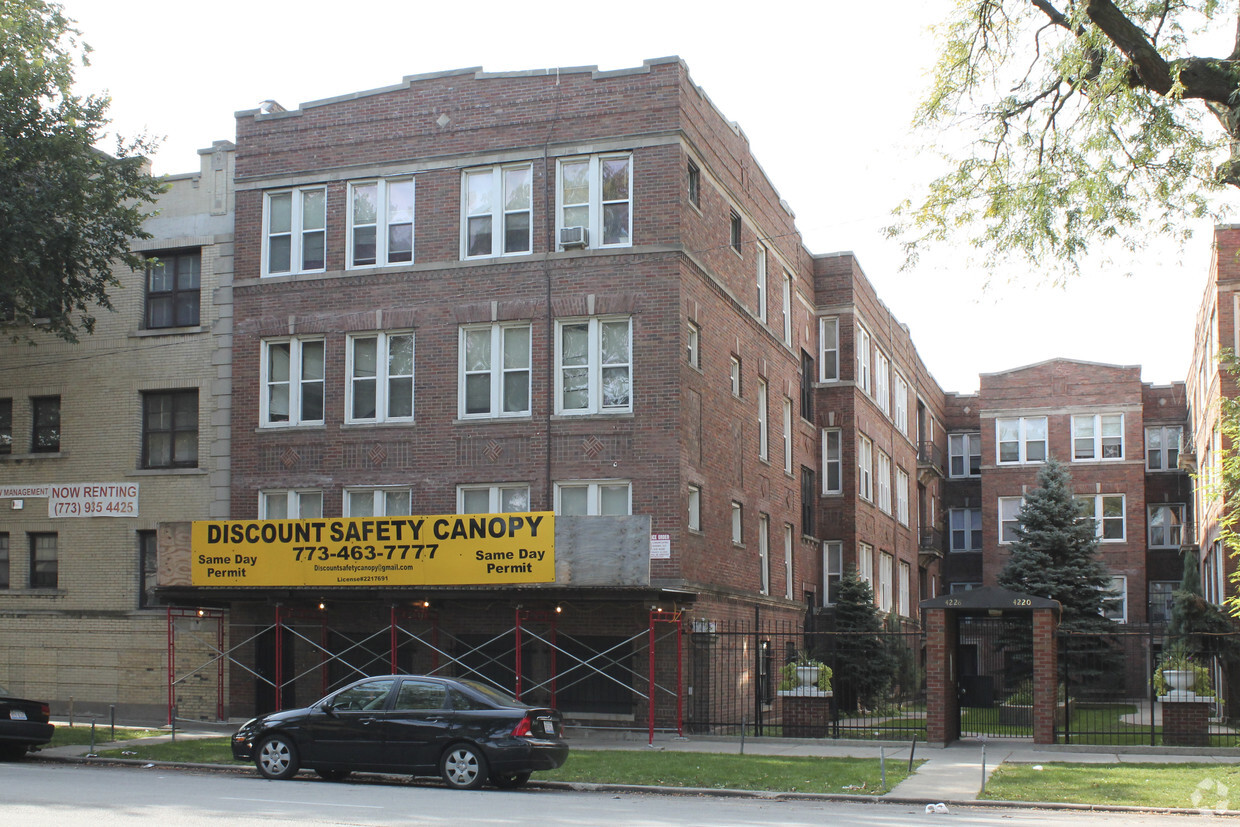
[982,762,1240,808]
[93,736,247,765]
[48,725,167,747]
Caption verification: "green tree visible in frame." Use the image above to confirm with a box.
[893,0,1240,276]
[830,569,898,712]
[0,0,163,343]
[1167,548,1238,661]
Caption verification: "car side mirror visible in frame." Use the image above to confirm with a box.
[322,701,338,717]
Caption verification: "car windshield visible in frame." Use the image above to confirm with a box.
[455,679,526,708]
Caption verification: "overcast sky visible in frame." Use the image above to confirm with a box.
[58,0,1228,394]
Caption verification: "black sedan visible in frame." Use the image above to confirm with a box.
[0,685,55,760]
[231,675,568,789]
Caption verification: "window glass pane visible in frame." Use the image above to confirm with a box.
[601,367,629,408]
[501,487,529,512]
[561,161,589,206]
[385,490,411,516]
[466,375,490,414]
[303,342,325,381]
[505,167,530,210]
[467,215,492,257]
[349,491,375,517]
[602,203,629,245]
[388,224,412,263]
[388,378,412,418]
[302,230,325,270]
[268,236,291,273]
[461,489,491,513]
[559,487,588,516]
[601,321,629,363]
[388,180,414,224]
[353,338,377,379]
[353,227,377,265]
[504,327,530,369]
[269,193,291,233]
[561,324,588,366]
[264,493,289,520]
[601,158,629,200]
[600,485,629,516]
[302,189,325,230]
[389,335,414,376]
[300,492,323,518]
[353,183,378,225]
[504,211,530,253]
[503,371,529,413]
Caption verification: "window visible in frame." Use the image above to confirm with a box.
[950,508,983,551]
[784,524,793,600]
[822,428,842,493]
[783,398,793,474]
[1072,413,1124,461]
[801,467,815,536]
[758,514,770,595]
[1148,504,1185,548]
[800,351,814,420]
[262,338,324,426]
[31,395,60,452]
[0,399,11,454]
[729,355,742,396]
[899,560,911,617]
[1102,575,1127,622]
[555,481,631,516]
[29,533,56,589]
[458,485,530,514]
[345,487,412,516]
[876,449,891,513]
[1149,581,1177,624]
[138,531,159,608]
[757,378,768,460]
[688,485,701,531]
[896,467,910,526]
[950,582,981,594]
[755,244,767,322]
[858,541,874,589]
[874,350,890,414]
[1076,494,1126,541]
[462,165,530,258]
[145,250,200,328]
[260,490,323,519]
[557,154,631,248]
[0,533,8,589]
[686,321,700,369]
[460,323,531,419]
[823,541,842,604]
[732,501,744,544]
[996,416,1047,464]
[264,186,326,275]
[556,317,632,414]
[855,324,871,393]
[729,210,742,253]
[949,433,982,477]
[1146,425,1182,470]
[781,271,793,346]
[893,372,908,435]
[687,160,700,208]
[350,177,414,267]
[879,552,893,612]
[999,497,1023,544]
[142,390,198,468]
[819,317,839,381]
[348,332,414,423]
[858,435,873,501]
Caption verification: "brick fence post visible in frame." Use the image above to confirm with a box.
[925,607,955,745]
[1032,608,1059,745]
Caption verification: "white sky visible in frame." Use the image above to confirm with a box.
[59,0,1228,394]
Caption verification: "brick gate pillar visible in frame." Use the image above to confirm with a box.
[1032,607,1059,745]
[925,607,957,746]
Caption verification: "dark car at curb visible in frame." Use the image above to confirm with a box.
[0,684,55,761]
[231,675,568,789]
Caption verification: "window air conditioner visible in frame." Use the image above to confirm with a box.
[559,226,588,248]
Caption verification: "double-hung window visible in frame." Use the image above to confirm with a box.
[999,497,1023,544]
[896,467,910,525]
[261,338,325,426]
[876,449,891,513]
[823,541,842,604]
[949,433,982,477]
[950,508,983,551]
[781,271,793,346]
[874,350,890,414]
[556,481,631,516]
[801,467,816,536]
[757,378,768,460]
[820,317,839,381]
[784,525,794,600]
[557,154,631,249]
[758,514,770,595]
[460,323,531,418]
[898,561,911,616]
[556,317,631,415]
[264,186,326,275]
[893,373,909,435]
[0,399,10,454]
[1076,494,1126,541]
[996,416,1047,464]
[142,389,198,468]
[345,487,412,516]
[822,428,842,493]
[855,323,871,393]
[349,177,414,267]
[145,250,201,328]
[687,160,700,207]
[459,484,531,514]
[732,501,744,544]
[687,485,701,531]
[29,533,57,589]
[31,396,60,452]
[462,164,531,258]
[1072,413,1124,461]
[755,244,767,322]
[348,332,414,423]
[783,398,793,474]
[858,434,873,501]
[1148,504,1185,548]
[730,356,741,396]
[686,321,700,369]
[1103,576,1127,622]
[858,541,874,589]
[879,552,893,612]
[260,490,323,519]
[1146,425,1182,470]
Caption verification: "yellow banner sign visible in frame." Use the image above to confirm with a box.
[190,513,554,587]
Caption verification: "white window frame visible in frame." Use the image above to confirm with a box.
[346,331,415,424]
[999,497,1023,544]
[1145,425,1182,471]
[348,177,415,268]
[686,321,700,370]
[757,377,769,461]
[896,467,910,526]
[459,323,532,419]
[1148,503,1185,549]
[1071,413,1125,461]
[556,153,632,250]
[858,434,873,502]
[755,243,767,322]
[855,323,871,394]
[1077,494,1126,542]
[877,449,892,514]
[898,560,911,617]
[731,501,743,545]
[259,489,323,519]
[874,349,890,414]
[758,514,770,595]
[781,271,793,345]
[263,186,326,276]
[879,552,893,612]
[893,372,909,435]
[819,317,839,382]
[949,433,982,478]
[783,398,793,474]
[554,480,632,516]
[996,416,1048,465]
[822,428,842,494]
[344,487,413,517]
[784,524,794,600]
[823,540,843,605]
[555,316,632,415]
[730,355,741,397]
[260,337,325,427]
[950,508,983,551]
[457,484,531,514]
[461,164,532,259]
[858,541,874,590]
[688,485,701,531]
[1103,575,1128,623]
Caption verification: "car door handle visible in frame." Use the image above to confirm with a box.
[360,717,377,725]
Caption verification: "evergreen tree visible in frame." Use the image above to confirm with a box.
[830,569,897,712]
[1168,550,1240,663]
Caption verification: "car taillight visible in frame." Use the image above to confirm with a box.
[39,703,49,718]
[510,715,532,737]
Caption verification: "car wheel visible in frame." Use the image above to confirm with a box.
[439,743,488,790]
[255,734,300,780]
[492,771,531,789]
[316,768,351,781]
[0,744,27,762]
